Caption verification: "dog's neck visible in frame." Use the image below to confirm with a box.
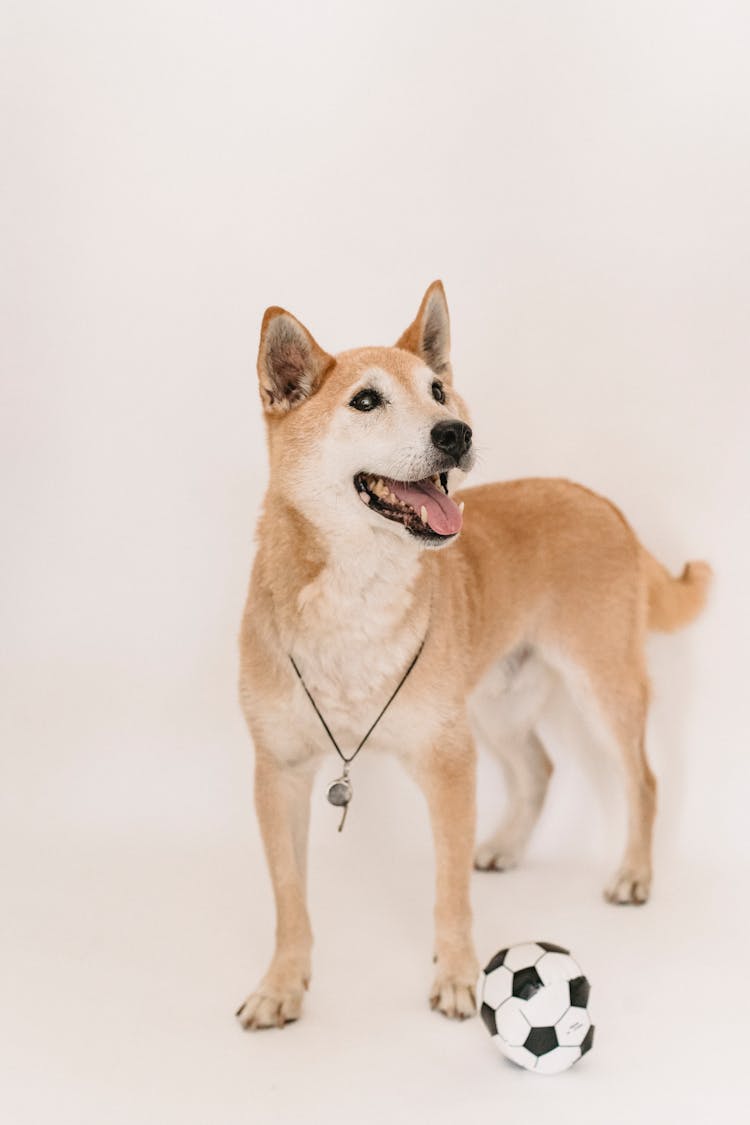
[261,497,431,701]
[295,515,426,641]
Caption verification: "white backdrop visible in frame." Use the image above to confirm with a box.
[2,3,749,1123]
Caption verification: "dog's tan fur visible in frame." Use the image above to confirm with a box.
[236,283,711,1029]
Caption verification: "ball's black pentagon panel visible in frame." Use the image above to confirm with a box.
[524,1025,558,1056]
[512,965,543,1000]
[568,975,590,1009]
[483,948,508,975]
[537,941,570,955]
[579,1024,595,1056]
[480,1001,498,1037]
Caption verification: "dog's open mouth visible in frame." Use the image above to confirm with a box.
[354,471,463,539]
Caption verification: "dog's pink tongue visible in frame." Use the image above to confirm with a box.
[389,477,463,535]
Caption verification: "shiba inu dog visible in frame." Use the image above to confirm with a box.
[236,282,711,1030]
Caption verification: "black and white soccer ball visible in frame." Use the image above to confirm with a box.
[478,942,594,1074]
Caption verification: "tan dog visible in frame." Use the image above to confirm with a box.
[236,282,711,1030]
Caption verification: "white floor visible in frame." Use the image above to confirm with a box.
[3,770,747,1125]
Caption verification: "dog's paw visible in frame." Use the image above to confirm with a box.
[429,950,479,1020]
[473,834,522,872]
[429,972,477,1019]
[235,965,309,1030]
[604,866,651,905]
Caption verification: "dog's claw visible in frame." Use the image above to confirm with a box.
[473,838,522,872]
[235,990,302,1030]
[604,867,652,905]
[429,967,478,1020]
[235,970,309,1030]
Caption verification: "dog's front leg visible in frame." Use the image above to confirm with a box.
[415,720,479,1019]
[236,745,315,1030]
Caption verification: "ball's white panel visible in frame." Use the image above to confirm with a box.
[534,1046,581,1075]
[556,1006,591,1047]
[497,1041,538,1071]
[536,952,581,984]
[494,999,530,1047]
[503,943,545,971]
[522,980,571,1026]
[481,965,513,1008]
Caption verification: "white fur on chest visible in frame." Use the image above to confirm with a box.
[291,533,425,735]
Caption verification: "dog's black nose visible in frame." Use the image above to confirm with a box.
[431,419,472,464]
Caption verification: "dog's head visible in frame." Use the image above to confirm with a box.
[255,282,474,550]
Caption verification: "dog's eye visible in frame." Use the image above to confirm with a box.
[349,389,382,412]
[431,381,446,404]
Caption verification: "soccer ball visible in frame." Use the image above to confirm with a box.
[478,942,594,1074]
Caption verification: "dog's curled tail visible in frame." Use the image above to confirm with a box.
[644,552,713,632]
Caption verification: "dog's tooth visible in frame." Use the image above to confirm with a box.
[360,491,371,505]
[420,505,428,525]
[458,501,465,513]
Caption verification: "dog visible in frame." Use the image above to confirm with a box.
[235,282,711,1029]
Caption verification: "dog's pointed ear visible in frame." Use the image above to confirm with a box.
[257,307,334,414]
[395,281,452,380]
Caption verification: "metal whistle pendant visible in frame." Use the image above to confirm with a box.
[291,634,427,837]
[327,767,353,832]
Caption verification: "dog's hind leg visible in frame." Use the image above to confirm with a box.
[474,729,553,871]
[593,672,655,905]
[557,647,656,905]
[604,726,655,905]
[471,651,553,872]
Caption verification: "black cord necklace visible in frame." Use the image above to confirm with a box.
[289,635,427,831]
